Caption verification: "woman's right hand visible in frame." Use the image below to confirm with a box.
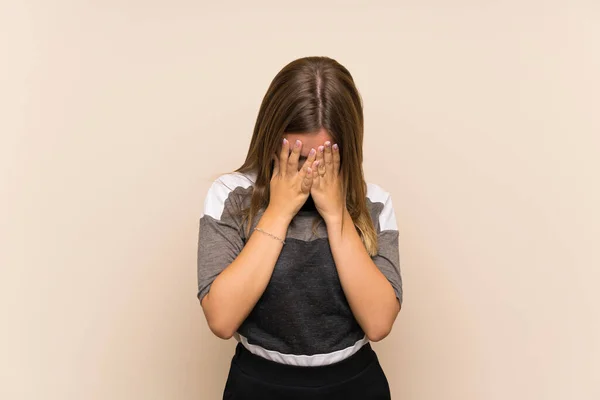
[268,138,317,221]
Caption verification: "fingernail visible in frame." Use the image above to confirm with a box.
[325,141,331,147]
[309,148,316,156]
[295,140,301,147]
[318,146,324,153]
[332,143,338,151]
[307,168,312,174]
[283,138,288,145]
[314,160,320,167]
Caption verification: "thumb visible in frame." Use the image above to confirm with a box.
[301,167,313,194]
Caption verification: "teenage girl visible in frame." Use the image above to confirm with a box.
[197,56,403,399]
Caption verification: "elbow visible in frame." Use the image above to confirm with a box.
[365,324,393,342]
[365,300,400,342]
[208,321,236,340]
[365,309,399,342]
[201,294,237,340]
[205,311,237,339]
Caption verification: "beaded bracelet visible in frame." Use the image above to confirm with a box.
[254,227,286,245]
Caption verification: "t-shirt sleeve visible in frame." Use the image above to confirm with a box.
[372,193,403,306]
[197,178,245,303]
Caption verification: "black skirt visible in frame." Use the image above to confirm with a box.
[223,342,391,400]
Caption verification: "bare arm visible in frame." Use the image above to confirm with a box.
[326,209,401,342]
[201,208,290,339]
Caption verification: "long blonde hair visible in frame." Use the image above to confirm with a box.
[235,56,378,256]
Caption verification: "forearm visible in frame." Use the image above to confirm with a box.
[201,207,290,339]
[326,208,400,341]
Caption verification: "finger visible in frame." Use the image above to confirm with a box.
[279,138,289,176]
[317,145,326,176]
[332,143,340,176]
[288,139,302,175]
[312,160,321,188]
[301,167,313,194]
[324,141,333,175]
[298,148,314,180]
[303,147,317,170]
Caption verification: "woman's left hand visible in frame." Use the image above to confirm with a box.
[310,141,345,225]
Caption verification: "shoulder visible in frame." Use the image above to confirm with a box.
[366,182,392,205]
[366,182,398,232]
[202,171,255,219]
[213,171,256,192]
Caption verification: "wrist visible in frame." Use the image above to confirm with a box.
[255,207,291,243]
[262,206,294,228]
[324,207,350,229]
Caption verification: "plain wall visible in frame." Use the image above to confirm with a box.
[2,1,599,399]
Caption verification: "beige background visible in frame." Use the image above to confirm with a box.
[2,1,599,399]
